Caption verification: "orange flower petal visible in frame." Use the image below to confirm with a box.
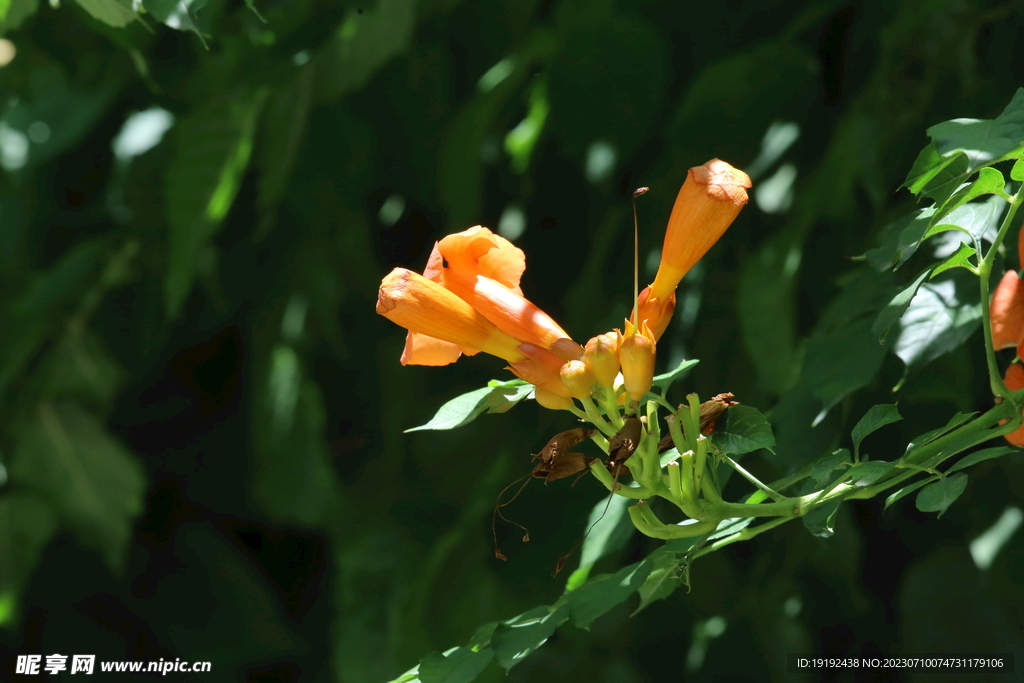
[436,226,526,295]
[991,270,1024,350]
[441,273,572,350]
[650,159,751,301]
[508,344,571,397]
[631,285,677,342]
[377,268,526,364]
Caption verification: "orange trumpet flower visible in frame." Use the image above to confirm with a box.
[1001,364,1024,446]
[377,269,527,364]
[634,159,751,340]
[396,226,574,366]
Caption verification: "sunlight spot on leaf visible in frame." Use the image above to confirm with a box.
[281,293,308,343]
[0,39,16,68]
[783,595,802,618]
[687,615,728,672]
[111,107,174,161]
[0,123,28,170]
[584,139,617,184]
[746,120,800,180]
[0,592,13,626]
[755,162,797,214]
[498,202,526,241]
[477,56,516,93]
[292,50,310,66]
[377,193,405,226]
[970,506,1022,571]
[26,121,49,144]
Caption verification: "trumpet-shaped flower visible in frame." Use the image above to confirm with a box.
[399,226,573,366]
[991,270,1024,351]
[1001,364,1024,446]
[377,268,527,364]
[636,159,750,339]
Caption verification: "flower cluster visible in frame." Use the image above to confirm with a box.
[376,159,752,410]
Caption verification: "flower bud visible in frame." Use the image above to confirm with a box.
[534,386,574,411]
[584,331,621,388]
[991,270,1024,350]
[559,360,595,400]
[619,321,656,402]
[509,344,572,397]
[1001,364,1024,445]
[631,285,677,342]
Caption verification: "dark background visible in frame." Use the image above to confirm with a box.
[0,0,1022,681]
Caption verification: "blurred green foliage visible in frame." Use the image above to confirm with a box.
[0,0,1023,681]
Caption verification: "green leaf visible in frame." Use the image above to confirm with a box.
[10,401,145,572]
[405,381,531,432]
[864,208,935,272]
[802,498,841,538]
[928,88,1024,171]
[884,476,939,510]
[919,153,971,206]
[1012,159,1024,181]
[0,493,58,626]
[810,449,850,486]
[490,603,569,671]
[0,0,38,33]
[916,473,969,517]
[894,269,982,372]
[872,268,932,341]
[851,404,902,457]
[947,446,1016,473]
[652,358,699,393]
[74,0,137,27]
[904,412,978,456]
[930,167,1009,227]
[925,194,1006,246]
[709,405,775,454]
[705,516,754,542]
[631,547,686,615]
[566,557,653,629]
[845,460,895,487]
[419,647,494,683]
[164,89,267,319]
[930,243,976,278]
[143,0,209,42]
[256,66,315,220]
[565,496,634,591]
[903,142,968,199]
[804,316,889,418]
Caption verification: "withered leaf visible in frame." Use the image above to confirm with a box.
[608,416,643,468]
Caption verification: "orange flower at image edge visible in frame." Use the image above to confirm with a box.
[375,159,751,404]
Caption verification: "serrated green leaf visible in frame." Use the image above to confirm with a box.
[926,195,1006,247]
[631,548,684,615]
[566,557,653,629]
[916,473,969,517]
[930,243,977,278]
[851,404,902,457]
[864,208,935,272]
[405,381,531,432]
[872,268,932,341]
[709,405,775,454]
[484,381,532,413]
[705,516,755,542]
[846,460,894,487]
[802,498,841,538]
[894,269,982,371]
[419,647,494,683]
[928,88,1024,171]
[810,449,850,486]
[947,446,1016,473]
[143,0,209,42]
[490,603,568,671]
[904,411,977,456]
[164,89,267,319]
[652,358,699,393]
[884,476,939,510]
[930,167,1009,227]
[919,153,971,206]
[903,141,954,193]
[804,316,889,418]
[10,401,145,572]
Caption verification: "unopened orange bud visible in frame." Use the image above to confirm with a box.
[534,386,574,411]
[619,321,656,402]
[585,331,621,388]
[991,270,1024,350]
[550,338,585,361]
[650,159,751,302]
[560,360,595,400]
[1001,364,1024,446]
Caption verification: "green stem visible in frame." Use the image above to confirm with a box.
[580,397,617,437]
[979,182,1024,400]
[689,517,792,560]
